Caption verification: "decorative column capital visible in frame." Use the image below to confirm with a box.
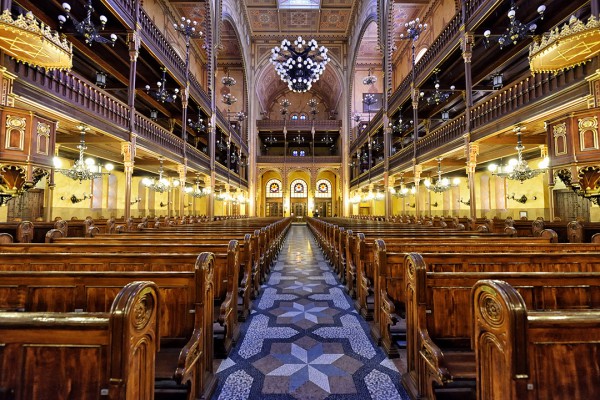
[121,141,136,162]
[123,161,134,175]
[413,164,422,182]
[461,31,474,63]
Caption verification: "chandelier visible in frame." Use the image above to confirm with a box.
[363,94,378,122]
[221,68,236,87]
[222,93,237,106]
[483,1,546,49]
[145,68,179,103]
[488,126,549,183]
[362,69,377,86]
[216,134,228,151]
[185,179,210,198]
[424,72,455,105]
[235,112,246,123]
[321,134,334,145]
[370,137,383,152]
[292,134,305,145]
[270,36,329,92]
[424,158,460,193]
[188,108,206,133]
[264,133,277,146]
[58,0,117,46]
[391,175,414,198]
[142,158,171,193]
[55,125,113,182]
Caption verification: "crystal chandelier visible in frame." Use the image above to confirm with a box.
[321,134,333,145]
[483,1,546,49]
[145,68,179,103]
[424,158,460,193]
[222,93,237,106]
[391,175,414,198]
[185,179,210,198]
[142,158,171,193]
[55,125,113,182]
[264,133,277,146]
[488,126,549,183]
[58,0,117,46]
[216,134,228,151]
[221,68,236,87]
[363,94,378,122]
[362,68,377,86]
[292,134,305,145]
[271,36,329,92]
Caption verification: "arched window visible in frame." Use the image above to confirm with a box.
[292,150,298,156]
[291,113,299,120]
[290,179,307,198]
[315,179,332,198]
[299,150,305,156]
[266,179,283,198]
[299,113,307,120]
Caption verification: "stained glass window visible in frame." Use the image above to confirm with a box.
[278,0,320,9]
[266,179,283,198]
[315,179,331,198]
[290,179,307,198]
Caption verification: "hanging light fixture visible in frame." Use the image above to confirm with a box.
[362,68,377,86]
[185,176,209,198]
[491,73,503,90]
[488,126,549,183]
[58,0,117,46]
[142,158,171,193]
[95,71,107,88]
[270,36,329,92]
[264,133,277,147]
[424,158,460,193]
[321,134,334,145]
[425,72,455,105]
[363,94,378,122]
[483,1,546,49]
[222,93,237,106]
[145,68,179,103]
[292,134,305,145]
[221,68,237,87]
[54,125,113,182]
[216,133,228,151]
[150,109,158,121]
[188,107,206,133]
[441,110,450,122]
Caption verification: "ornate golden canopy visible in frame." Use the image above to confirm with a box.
[529,15,600,74]
[0,9,72,70]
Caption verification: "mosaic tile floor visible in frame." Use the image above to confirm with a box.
[213,225,410,400]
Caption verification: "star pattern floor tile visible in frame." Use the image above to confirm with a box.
[213,225,410,400]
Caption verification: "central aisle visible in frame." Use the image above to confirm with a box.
[214,225,409,400]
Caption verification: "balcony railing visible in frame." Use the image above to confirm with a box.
[416,113,466,159]
[257,119,342,131]
[134,113,185,158]
[256,155,342,164]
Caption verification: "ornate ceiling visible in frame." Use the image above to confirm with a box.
[244,0,356,39]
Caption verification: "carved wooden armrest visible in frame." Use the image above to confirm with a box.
[174,324,203,384]
[418,329,451,384]
[381,290,399,324]
[218,293,233,325]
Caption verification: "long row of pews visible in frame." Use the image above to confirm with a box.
[308,216,600,400]
[0,216,290,400]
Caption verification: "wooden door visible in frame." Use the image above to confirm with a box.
[316,201,332,217]
[554,190,591,222]
[266,202,282,217]
[8,189,44,221]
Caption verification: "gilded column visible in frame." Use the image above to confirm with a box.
[413,163,422,216]
[178,164,187,216]
[467,142,479,227]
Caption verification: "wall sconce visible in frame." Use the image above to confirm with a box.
[459,198,470,206]
[408,203,416,208]
[61,193,93,204]
[431,202,438,207]
[184,202,192,208]
[150,109,158,121]
[130,197,142,205]
[159,201,172,208]
[96,71,107,88]
[507,193,535,204]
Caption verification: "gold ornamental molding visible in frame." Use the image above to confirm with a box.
[0,9,72,70]
[529,15,600,74]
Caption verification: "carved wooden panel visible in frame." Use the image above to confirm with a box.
[553,190,591,222]
[579,116,599,151]
[21,346,104,399]
[7,189,43,222]
[5,115,25,150]
[27,286,78,312]
[553,122,567,155]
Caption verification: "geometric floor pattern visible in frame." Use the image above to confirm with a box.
[213,225,410,400]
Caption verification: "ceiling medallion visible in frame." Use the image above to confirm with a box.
[0,10,72,70]
[270,36,329,92]
[529,15,600,74]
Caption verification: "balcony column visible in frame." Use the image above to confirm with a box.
[467,142,479,227]
[127,30,140,142]
[386,175,395,218]
[205,175,213,220]
[462,31,474,135]
[44,172,55,222]
[178,164,186,216]
[593,0,599,16]
[411,83,420,160]
[413,164,422,216]
[121,142,135,220]
[208,117,216,220]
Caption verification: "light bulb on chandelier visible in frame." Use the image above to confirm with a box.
[271,36,329,93]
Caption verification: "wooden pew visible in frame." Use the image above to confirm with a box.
[472,280,600,400]
[0,281,159,400]
[372,239,600,356]
[47,234,258,321]
[0,245,239,358]
[402,252,600,400]
[0,255,217,400]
